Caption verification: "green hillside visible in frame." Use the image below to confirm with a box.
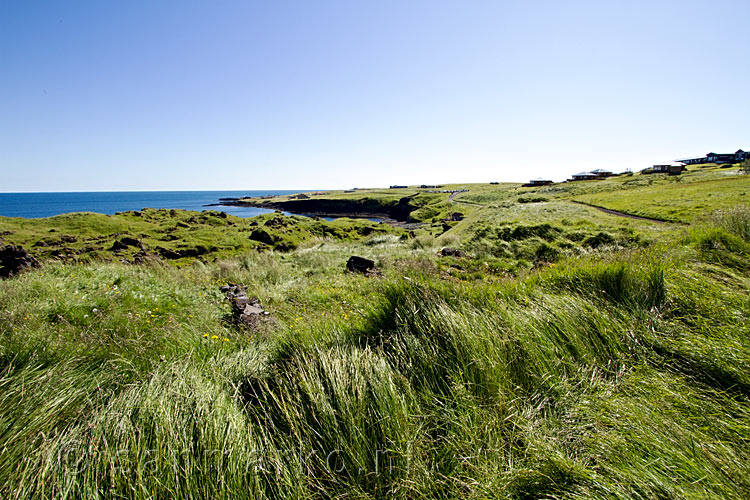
[1,167,749,499]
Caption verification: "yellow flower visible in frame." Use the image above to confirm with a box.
[203,333,209,338]
[222,338,229,342]
[211,335,219,340]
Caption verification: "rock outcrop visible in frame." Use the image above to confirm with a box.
[346,256,377,275]
[439,247,465,258]
[111,236,145,252]
[220,284,270,327]
[0,245,40,278]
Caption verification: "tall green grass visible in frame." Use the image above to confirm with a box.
[0,234,748,498]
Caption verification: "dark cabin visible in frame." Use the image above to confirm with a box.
[652,164,684,175]
[522,178,553,187]
[590,169,614,178]
[569,172,597,181]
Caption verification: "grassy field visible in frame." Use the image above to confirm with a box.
[1,168,749,499]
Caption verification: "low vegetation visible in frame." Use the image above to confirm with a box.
[1,167,749,499]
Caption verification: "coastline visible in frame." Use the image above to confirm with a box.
[208,196,425,228]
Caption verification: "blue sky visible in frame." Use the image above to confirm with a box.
[1,0,748,191]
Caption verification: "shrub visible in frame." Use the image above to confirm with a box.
[548,259,666,309]
[517,196,549,203]
[711,206,750,242]
[583,231,615,248]
[534,242,560,263]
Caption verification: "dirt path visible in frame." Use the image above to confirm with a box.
[570,200,678,224]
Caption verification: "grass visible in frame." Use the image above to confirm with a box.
[572,168,750,222]
[1,168,749,498]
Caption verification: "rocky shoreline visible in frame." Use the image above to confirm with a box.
[209,196,425,228]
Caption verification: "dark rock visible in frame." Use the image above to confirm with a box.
[0,245,40,278]
[220,283,270,327]
[132,251,148,265]
[346,256,376,274]
[176,222,189,228]
[249,228,277,245]
[160,234,178,241]
[111,237,144,252]
[33,240,50,247]
[275,241,296,252]
[156,245,212,259]
[59,234,77,243]
[440,247,465,258]
[156,247,181,259]
[264,217,287,228]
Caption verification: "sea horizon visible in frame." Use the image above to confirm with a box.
[0,190,304,219]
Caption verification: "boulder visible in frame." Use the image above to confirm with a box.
[440,247,465,258]
[111,237,144,251]
[220,283,270,327]
[249,228,277,245]
[346,256,376,274]
[0,245,40,278]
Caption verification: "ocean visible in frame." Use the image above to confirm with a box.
[0,191,299,219]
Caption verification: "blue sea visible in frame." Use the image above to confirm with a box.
[0,191,300,219]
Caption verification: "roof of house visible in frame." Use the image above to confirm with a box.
[572,171,593,177]
[590,169,612,174]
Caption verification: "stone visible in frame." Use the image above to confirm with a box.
[440,247,465,258]
[249,228,276,245]
[111,236,144,251]
[0,245,40,278]
[221,283,269,327]
[346,255,376,274]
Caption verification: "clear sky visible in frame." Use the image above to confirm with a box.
[1,0,748,192]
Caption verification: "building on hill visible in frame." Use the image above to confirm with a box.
[651,163,685,175]
[676,149,749,165]
[522,178,553,187]
[569,172,598,181]
[590,168,614,178]
[290,193,310,199]
[389,185,408,189]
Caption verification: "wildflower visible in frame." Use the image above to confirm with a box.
[203,333,209,338]
[211,335,219,340]
[222,338,229,342]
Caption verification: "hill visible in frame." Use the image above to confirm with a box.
[0,166,749,499]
